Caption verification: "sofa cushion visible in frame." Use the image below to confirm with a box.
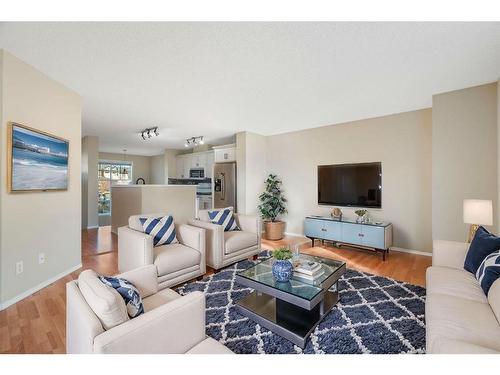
[99,275,144,318]
[426,266,487,303]
[128,213,166,232]
[224,231,258,255]
[186,337,234,354]
[154,243,201,276]
[77,270,129,330]
[464,226,500,274]
[142,288,181,312]
[488,278,500,324]
[426,293,500,352]
[476,250,500,295]
[139,215,178,246]
[208,207,240,232]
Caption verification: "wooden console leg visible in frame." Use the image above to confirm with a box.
[382,250,387,261]
[252,254,258,260]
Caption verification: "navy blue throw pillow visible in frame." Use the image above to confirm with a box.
[99,276,144,318]
[464,226,500,274]
[476,250,500,295]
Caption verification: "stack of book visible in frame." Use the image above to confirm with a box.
[294,261,324,282]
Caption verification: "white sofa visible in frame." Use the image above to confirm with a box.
[118,214,206,290]
[189,209,261,270]
[66,265,232,354]
[426,240,500,354]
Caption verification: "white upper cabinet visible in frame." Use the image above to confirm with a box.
[214,145,236,163]
[175,150,215,179]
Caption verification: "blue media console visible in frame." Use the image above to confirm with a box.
[304,215,393,260]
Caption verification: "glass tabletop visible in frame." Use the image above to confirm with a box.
[237,254,346,301]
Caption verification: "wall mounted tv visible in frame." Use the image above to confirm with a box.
[318,162,382,208]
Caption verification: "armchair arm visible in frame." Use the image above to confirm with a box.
[189,219,224,269]
[176,224,206,274]
[432,240,470,270]
[117,265,158,298]
[93,291,206,354]
[118,226,154,273]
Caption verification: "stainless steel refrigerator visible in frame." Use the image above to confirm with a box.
[213,162,237,210]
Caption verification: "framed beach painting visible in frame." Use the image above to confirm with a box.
[7,122,69,192]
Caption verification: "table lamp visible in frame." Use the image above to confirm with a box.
[463,199,493,242]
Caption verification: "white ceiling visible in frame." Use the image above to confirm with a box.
[1,22,499,156]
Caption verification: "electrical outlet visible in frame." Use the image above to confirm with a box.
[38,253,46,264]
[16,261,23,275]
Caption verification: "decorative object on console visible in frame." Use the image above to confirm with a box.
[8,122,69,192]
[258,173,287,240]
[271,247,293,282]
[476,250,500,295]
[463,226,500,274]
[139,215,178,246]
[331,207,342,220]
[355,209,368,223]
[463,199,493,242]
[135,177,145,184]
[99,275,144,318]
[208,207,240,231]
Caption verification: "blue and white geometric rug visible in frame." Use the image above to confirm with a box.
[177,251,426,354]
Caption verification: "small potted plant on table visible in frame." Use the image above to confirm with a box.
[271,247,293,282]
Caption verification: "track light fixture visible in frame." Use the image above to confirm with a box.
[139,127,159,141]
[184,136,204,148]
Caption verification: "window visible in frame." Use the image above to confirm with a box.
[98,161,133,214]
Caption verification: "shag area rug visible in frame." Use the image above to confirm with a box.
[177,251,426,354]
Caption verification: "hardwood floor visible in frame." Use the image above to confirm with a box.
[0,227,431,354]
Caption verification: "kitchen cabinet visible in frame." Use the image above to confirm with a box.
[214,147,236,163]
[175,151,214,179]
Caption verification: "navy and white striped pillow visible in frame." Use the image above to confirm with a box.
[208,208,240,232]
[99,275,144,318]
[476,250,500,295]
[139,215,178,246]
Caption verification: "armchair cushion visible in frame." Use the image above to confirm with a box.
[154,243,202,276]
[99,276,144,318]
[78,270,129,330]
[208,207,240,232]
[142,288,181,312]
[224,231,258,254]
[139,215,178,246]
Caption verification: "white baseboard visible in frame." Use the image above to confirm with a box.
[283,232,432,257]
[0,263,82,311]
[87,225,99,230]
[389,247,432,257]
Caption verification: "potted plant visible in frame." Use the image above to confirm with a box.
[258,174,287,240]
[355,209,368,223]
[271,247,293,282]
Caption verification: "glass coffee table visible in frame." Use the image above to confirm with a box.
[235,254,346,348]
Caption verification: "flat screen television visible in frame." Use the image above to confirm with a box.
[318,162,382,208]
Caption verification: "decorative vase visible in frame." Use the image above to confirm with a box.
[265,221,286,240]
[272,260,293,282]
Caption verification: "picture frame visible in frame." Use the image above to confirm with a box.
[7,122,70,192]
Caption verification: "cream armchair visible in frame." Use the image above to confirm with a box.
[118,213,206,290]
[189,209,261,270]
[66,265,232,354]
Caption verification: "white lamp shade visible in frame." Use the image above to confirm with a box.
[463,199,493,225]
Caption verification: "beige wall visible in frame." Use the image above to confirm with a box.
[81,136,99,228]
[110,185,196,233]
[99,152,151,184]
[266,109,433,252]
[0,50,82,306]
[164,149,179,179]
[432,83,498,242]
[150,154,165,184]
[236,132,267,216]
